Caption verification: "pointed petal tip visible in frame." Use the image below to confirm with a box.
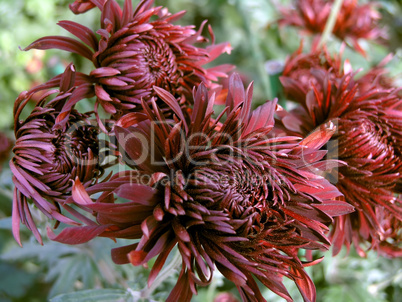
[128,250,147,266]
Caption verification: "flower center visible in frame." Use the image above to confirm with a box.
[96,35,181,102]
[34,110,100,192]
[187,154,271,220]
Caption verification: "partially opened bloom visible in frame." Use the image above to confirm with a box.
[279,66,402,256]
[279,0,387,55]
[280,44,344,105]
[377,210,402,258]
[24,0,232,120]
[51,74,353,301]
[10,64,106,245]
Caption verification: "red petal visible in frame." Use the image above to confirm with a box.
[58,20,98,50]
[111,243,138,264]
[72,178,93,205]
[24,36,94,61]
[225,73,245,112]
[243,99,277,136]
[47,224,110,244]
[115,183,158,206]
[300,121,336,149]
[153,86,188,131]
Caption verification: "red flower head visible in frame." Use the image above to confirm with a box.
[24,0,232,120]
[51,74,353,302]
[279,62,402,257]
[279,0,387,56]
[0,131,13,172]
[280,43,344,105]
[376,208,402,258]
[10,64,107,246]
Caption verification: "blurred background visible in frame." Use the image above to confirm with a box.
[0,0,401,301]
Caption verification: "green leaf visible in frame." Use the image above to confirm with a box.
[0,217,12,230]
[49,289,131,302]
[0,261,36,298]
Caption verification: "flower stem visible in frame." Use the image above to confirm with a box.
[236,0,272,100]
[140,249,182,299]
[318,0,344,48]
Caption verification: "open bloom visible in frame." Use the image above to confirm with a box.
[50,74,353,301]
[279,65,402,256]
[10,64,106,246]
[279,0,387,55]
[24,0,232,120]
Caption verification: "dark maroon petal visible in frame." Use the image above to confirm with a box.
[300,121,336,149]
[55,83,95,125]
[291,267,316,302]
[12,189,22,247]
[153,86,188,130]
[191,83,214,132]
[47,224,111,244]
[72,178,93,205]
[24,36,94,61]
[166,269,193,302]
[57,20,99,50]
[225,73,245,112]
[69,0,104,14]
[243,99,277,136]
[111,243,138,264]
[314,201,355,217]
[148,239,177,286]
[115,183,158,206]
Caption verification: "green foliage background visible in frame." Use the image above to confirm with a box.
[0,0,401,301]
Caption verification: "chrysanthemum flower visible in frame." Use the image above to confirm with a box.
[279,65,402,256]
[280,43,344,105]
[10,64,106,246]
[24,0,232,120]
[279,0,387,55]
[50,74,353,301]
[375,208,402,258]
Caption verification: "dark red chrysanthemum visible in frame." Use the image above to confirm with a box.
[280,43,344,105]
[377,209,402,258]
[279,0,387,55]
[279,62,402,257]
[10,64,108,246]
[24,0,232,121]
[50,74,353,302]
[0,131,13,172]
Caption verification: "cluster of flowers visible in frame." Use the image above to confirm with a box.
[9,0,401,301]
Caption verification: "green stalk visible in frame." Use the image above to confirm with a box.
[236,0,272,100]
[318,0,344,48]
